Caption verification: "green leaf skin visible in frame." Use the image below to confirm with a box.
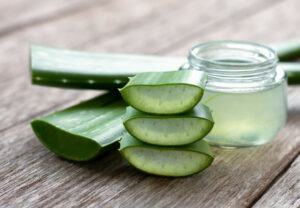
[279,62,300,85]
[119,133,214,177]
[272,40,300,61]
[120,70,207,114]
[31,92,127,161]
[123,105,214,146]
[31,45,185,90]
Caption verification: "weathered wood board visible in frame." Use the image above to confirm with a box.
[0,0,299,207]
[253,156,300,208]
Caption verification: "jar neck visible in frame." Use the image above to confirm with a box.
[185,41,280,92]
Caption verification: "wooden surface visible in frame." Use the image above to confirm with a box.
[0,0,299,207]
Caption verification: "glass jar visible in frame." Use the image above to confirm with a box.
[182,41,287,148]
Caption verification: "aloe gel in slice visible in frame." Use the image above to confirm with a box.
[120,70,207,114]
[31,92,126,161]
[123,105,213,146]
[120,133,214,177]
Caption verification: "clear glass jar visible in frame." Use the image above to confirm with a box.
[182,41,287,148]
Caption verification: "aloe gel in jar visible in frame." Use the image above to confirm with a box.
[184,41,287,148]
[201,84,287,147]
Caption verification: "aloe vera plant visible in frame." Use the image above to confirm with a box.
[123,105,214,146]
[120,70,207,114]
[31,92,126,161]
[120,133,214,177]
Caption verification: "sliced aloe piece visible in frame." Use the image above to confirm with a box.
[31,45,184,89]
[31,92,126,161]
[123,105,213,146]
[120,70,207,114]
[120,133,214,177]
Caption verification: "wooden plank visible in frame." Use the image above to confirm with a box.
[168,0,300,56]
[253,156,300,208]
[0,81,99,131]
[84,0,283,54]
[0,0,108,37]
[0,0,272,132]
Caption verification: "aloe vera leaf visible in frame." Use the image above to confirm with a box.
[31,45,185,90]
[272,40,300,61]
[119,133,214,177]
[279,62,300,85]
[31,45,300,91]
[120,70,207,114]
[31,92,126,161]
[123,105,213,146]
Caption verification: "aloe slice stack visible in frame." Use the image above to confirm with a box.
[119,70,215,177]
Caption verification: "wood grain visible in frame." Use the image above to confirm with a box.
[0,0,299,207]
[253,156,300,208]
[169,0,300,56]
[84,0,283,54]
[0,0,109,37]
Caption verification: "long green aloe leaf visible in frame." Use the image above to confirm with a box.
[31,45,184,89]
[30,44,300,90]
[31,92,126,161]
[120,133,214,177]
[120,70,207,114]
[123,105,214,146]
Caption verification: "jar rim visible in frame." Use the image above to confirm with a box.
[185,40,284,92]
[189,40,278,68]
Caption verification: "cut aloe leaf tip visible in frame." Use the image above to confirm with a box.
[31,92,126,161]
